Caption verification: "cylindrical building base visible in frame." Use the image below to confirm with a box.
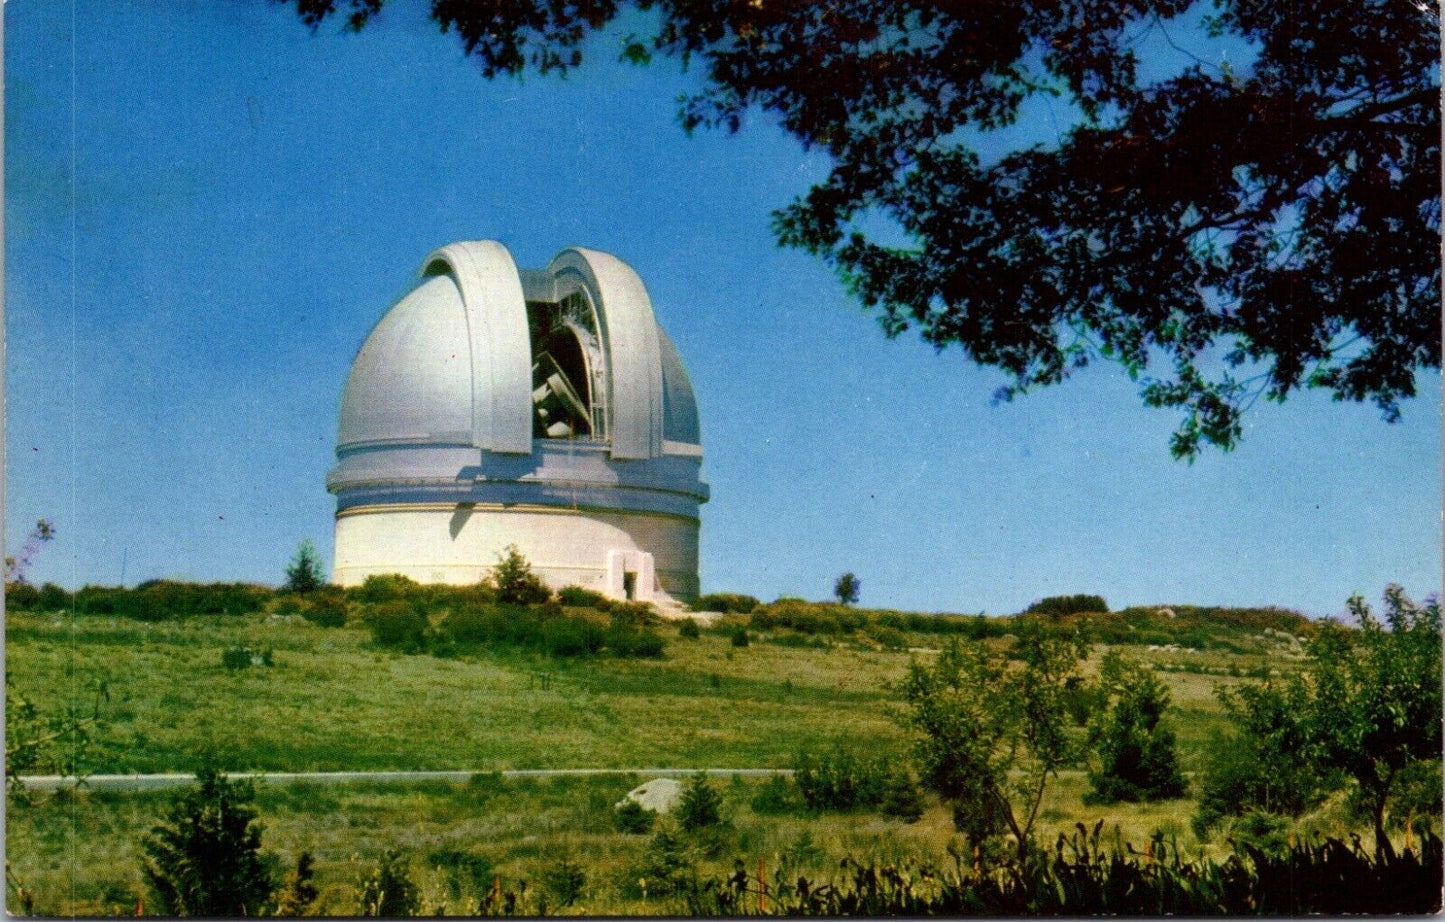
[332,503,699,603]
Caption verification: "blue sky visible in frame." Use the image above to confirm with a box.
[5,0,1439,615]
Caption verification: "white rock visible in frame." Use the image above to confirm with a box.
[618,778,683,814]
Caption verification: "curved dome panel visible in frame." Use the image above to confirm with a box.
[658,327,701,446]
[547,248,664,460]
[422,241,532,454]
[339,274,473,448]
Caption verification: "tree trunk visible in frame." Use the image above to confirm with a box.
[1373,796,1395,861]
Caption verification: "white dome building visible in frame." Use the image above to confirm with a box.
[327,241,708,604]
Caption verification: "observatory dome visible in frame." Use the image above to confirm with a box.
[327,241,708,604]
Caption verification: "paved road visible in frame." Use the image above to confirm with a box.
[16,767,793,792]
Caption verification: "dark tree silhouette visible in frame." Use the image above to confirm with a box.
[284,0,1440,458]
[141,769,277,916]
[834,572,860,605]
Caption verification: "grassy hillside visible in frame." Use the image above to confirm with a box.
[4,598,1337,915]
[3,599,1301,776]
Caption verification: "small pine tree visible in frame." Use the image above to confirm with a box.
[834,572,861,605]
[487,544,552,605]
[1086,654,1187,804]
[275,851,319,917]
[284,539,325,594]
[541,855,587,908]
[678,773,724,830]
[357,849,419,917]
[615,799,656,834]
[140,768,277,917]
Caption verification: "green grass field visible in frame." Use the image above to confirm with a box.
[5,608,1344,915]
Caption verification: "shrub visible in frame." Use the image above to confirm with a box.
[678,774,724,830]
[36,582,71,611]
[1024,594,1109,617]
[221,647,253,670]
[1192,680,1339,836]
[539,617,605,657]
[558,585,609,607]
[692,593,760,614]
[609,600,660,626]
[140,768,277,917]
[441,605,521,647]
[356,849,419,917]
[678,618,701,639]
[868,626,908,651]
[301,594,349,627]
[83,581,271,620]
[365,602,429,652]
[793,748,892,811]
[749,775,803,815]
[428,849,494,901]
[486,545,551,605]
[1232,809,1291,857]
[350,573,422,605]
[275,851,319,917]
[615,799,656,834]
[541,855,586,908]
[729,628,750,648]
[636,827,700,897]
[5,581,41,610]
[880,772,927,822]
[608,627,665,658]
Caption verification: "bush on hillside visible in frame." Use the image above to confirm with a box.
[365,602,429,652]
[678,774,724,830]
[540,617,606,656]
[678,618,701,639]
[1191,680,1341,836]
[356,850,419,918]
[1024,594,1109,617]
[615,799,655,834]
[558,585,609,607]
[729,628,750,648]
[1085,655,1187,804]
[141,769,278,917]
[5,581,41,610]
[350,573,424,605]
[880,772,927,822]
[750,775,804,814]
[486,545,552,605]
[606,626,665,658]
[301,593,349,628]
[793,748,893,812]
[36,582,71,611]
[752,599,866,635]
[541,855,587,909]
[68,581,270,620]
[692,593,760,614]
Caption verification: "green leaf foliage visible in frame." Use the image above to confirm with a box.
[282,1,1440,458]
[902,627,1091,858]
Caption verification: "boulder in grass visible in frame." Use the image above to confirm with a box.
[617,778,683,814]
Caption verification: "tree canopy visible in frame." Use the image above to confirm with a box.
[286,0,1440,458]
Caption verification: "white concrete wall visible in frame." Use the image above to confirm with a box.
[333,504,699,602]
